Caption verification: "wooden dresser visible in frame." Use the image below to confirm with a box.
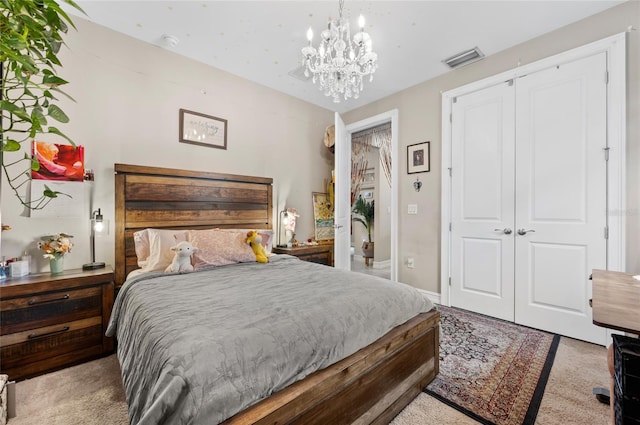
[272,244,334,266]
[0,266,115,381]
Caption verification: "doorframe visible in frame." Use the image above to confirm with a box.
[335,109,399,282]
[440,32,627,306]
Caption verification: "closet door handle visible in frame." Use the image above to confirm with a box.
[494,228,512,235]
[517,229,536,236]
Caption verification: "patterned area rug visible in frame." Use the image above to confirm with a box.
[424,305,560,425]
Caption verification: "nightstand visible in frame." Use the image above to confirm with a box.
[0,266,115,381]
[273,244,334,266]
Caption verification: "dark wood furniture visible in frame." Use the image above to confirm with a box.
[612,334,640,425]
[592,269,640,424]
[0,266,115,381]
[272,244,334,266]
[114,163,440,425]
[114,163,273,289]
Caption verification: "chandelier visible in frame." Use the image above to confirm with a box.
[301,0,378,103]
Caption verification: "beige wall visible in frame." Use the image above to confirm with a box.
[1,16,334,272]
[344,1,640,293]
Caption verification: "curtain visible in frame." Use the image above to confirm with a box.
[350,122,392,206]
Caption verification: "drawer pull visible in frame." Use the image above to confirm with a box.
[27,326,70,340]
[28,294,70,305]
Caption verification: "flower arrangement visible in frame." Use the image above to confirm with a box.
[38,233,74,260]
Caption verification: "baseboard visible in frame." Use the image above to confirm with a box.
[416,288,440,305]
[351,255,391,270]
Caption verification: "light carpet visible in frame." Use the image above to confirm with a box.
[7,322,610,424]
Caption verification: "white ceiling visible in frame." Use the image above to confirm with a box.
[66,1,623,113]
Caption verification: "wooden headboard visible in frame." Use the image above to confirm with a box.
[114,163,273,287]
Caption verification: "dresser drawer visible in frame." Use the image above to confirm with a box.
[0,319,103,369]
[0,286,102,335]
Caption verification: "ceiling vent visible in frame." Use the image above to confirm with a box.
[442,47,484,69]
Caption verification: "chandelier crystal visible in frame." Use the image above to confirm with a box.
[301,0,378,103]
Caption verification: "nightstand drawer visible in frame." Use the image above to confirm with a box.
[0,286,102,335]
[0,319,102,370]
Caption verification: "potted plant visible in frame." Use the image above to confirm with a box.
[1,0,82,210]
[352,196,375,258]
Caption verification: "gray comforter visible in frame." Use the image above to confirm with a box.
[106,255,434,425]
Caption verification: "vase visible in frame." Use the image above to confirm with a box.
[362,241,374,258]
[49,257,64,275]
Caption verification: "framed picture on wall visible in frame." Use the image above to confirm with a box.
[312,192,335,241]
[179,108,228,150]
[407,141,430,174]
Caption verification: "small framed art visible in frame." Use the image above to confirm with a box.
[179,108,227,150]
[407,141,430,174]
[312,192,335,241]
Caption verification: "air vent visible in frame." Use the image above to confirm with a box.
[288,65,311,82]
[442,47,484,69]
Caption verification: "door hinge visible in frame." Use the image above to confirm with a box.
[449,113,452,123]
[448,167,452,177]
[604,226,609,239]
[605,71,609,84]
[452,97,457,104]
[449,222,452,232]
[604,147,610,161]
[448,277,452,286]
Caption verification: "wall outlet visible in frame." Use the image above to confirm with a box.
[407,257,415,268]
[408,204,418,215]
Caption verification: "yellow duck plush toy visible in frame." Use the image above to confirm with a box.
[245,230,269,263]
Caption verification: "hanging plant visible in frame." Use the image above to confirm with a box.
[1,0,83,209]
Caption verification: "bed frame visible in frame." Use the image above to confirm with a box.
[114,163,440,424]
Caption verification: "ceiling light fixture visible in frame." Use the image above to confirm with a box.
[301,0,378,103]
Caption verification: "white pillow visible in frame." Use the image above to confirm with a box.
[135,228,188,272]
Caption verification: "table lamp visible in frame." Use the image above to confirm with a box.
[82,208,107,270]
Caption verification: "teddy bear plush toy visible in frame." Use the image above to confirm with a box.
[165,241,198,272]
[245,230,269,263]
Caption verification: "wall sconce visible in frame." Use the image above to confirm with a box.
[82,208,108,270]
[413,177,423,192]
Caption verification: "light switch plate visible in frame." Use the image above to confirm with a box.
[408,204,418,215]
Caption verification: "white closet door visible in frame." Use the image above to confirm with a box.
[514,52,607,345]
[450,82,515,321]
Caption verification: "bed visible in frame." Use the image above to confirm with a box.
[110,163,440,425]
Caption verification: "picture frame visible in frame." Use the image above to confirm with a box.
[179,108,227,150]
[407,141,430,174]
[312,192,335,241]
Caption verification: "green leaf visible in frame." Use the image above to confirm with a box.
[43,184,71,199]
[42,74,68,87]
[31,156,41,171]
[2,140,22,152]
[47,126,75,146]
[47,104,69,123]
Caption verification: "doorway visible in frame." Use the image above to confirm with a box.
[350,124,392,279]
[334,110,399,282]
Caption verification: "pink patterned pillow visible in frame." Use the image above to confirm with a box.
[220,229,273,253]
[189,229,255,269]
